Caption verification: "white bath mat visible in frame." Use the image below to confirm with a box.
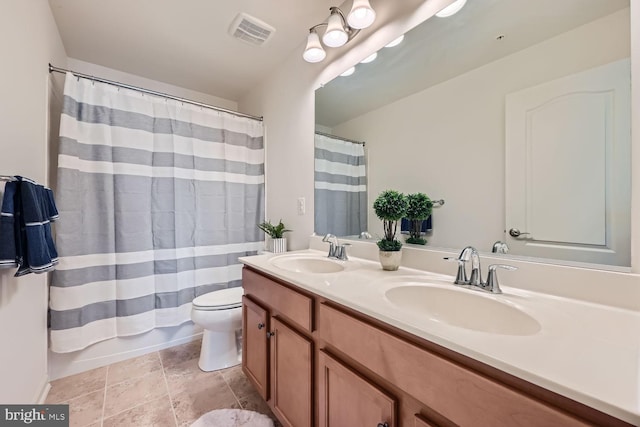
[190,409,275,427]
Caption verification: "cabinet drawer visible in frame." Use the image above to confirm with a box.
[318,303,587,427]
[243,267,313,332]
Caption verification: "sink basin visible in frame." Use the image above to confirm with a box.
[269,255,345,274]
[385,285,541,336]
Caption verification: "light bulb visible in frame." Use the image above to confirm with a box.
[340,67,355,77]
[347,0,376,29]
[323,10,348,48]
[385,35,404,48]
[435,0,467,18]
[303,31,326,63]
[360,52,377,64]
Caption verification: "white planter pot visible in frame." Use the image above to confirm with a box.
[268,238,287,254]
[379,250,402,271]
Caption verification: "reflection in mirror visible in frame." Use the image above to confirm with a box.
[314,0,631,268]
[314,132,367,236]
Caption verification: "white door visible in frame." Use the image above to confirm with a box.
[505,59,630,266]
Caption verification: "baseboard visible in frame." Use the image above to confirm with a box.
[34,375,51,404]
[49,328,203,380]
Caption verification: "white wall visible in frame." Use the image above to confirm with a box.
[48,60,239,380]
[0,1,67,403]
[333,9,630,253]
[65,59,237,110]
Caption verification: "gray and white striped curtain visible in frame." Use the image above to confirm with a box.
[314,133,367,236]
[49,73,264,353]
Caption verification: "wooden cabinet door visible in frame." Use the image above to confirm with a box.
[318,350,397,427]
[242,296,269,400]
[270,317,313,427]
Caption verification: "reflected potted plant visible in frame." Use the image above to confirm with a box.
[258,220,291,253]
[373,190,408,271]
[405,193,433,245]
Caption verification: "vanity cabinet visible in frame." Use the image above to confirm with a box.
[242,268,313,427]
[241,266,632,427]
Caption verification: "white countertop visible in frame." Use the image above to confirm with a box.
[239,249,640,425]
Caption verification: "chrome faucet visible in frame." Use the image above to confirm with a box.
[333,243,351,261]
[468,247,482,286]
[485,264,517,294]
[322,234,350,261]
[444,246,517,294]
[322,234,339,257]
[491,241,509,254]
[444,246,474,284]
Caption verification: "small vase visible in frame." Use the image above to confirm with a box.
[269,237,287,253]
[379,250,402,271]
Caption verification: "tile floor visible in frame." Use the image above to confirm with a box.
[46,340,280,427]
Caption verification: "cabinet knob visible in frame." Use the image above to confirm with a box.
[377,423,389,427]
[257,322,265,330]
[266,331,275,338]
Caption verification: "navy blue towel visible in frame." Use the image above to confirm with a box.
[0,176,60,276]
[0,181,18,268]
[400,216,432,234]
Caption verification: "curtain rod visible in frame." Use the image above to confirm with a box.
[48,64,263,122]
[315,131,365,146]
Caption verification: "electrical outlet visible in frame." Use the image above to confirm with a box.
[297,197,306,215]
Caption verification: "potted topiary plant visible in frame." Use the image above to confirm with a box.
[405,193,433,245]
[373,190,408,270]
[258,219,291,253]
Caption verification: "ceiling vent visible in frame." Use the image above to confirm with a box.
[229,13,276,46]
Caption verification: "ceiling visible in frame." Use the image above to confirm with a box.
[316,0,629,127]
[48,0,338,101]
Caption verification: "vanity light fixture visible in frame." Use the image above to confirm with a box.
[360,52,378,64]
[303,3,376,63]
[385,35,404,48]
[435,0,467,17]
[303,29,327,63]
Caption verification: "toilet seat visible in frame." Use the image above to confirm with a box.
[192,286,243,311]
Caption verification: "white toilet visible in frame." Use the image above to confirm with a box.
[190,286,244,372]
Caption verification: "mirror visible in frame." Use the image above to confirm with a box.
[314,0,631,268]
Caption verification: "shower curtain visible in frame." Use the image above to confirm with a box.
[314,133,367,236]
[49,73,264,353]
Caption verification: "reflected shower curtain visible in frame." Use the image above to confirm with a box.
[314,133,367,236]
[49,73,264,353]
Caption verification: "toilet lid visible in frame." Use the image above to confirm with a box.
[192,286,244,310]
